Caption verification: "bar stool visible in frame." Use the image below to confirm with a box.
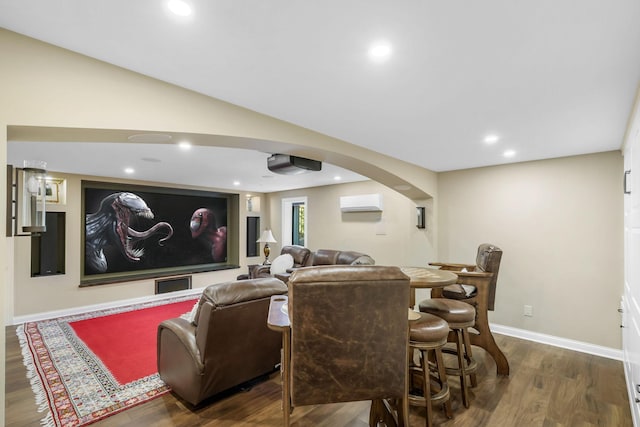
[418,299,477,408]
[409,312,453,427]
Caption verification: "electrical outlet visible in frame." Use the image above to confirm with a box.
[524,305,533,317]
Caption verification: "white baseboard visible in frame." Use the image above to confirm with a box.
[491,323,623,361]
[11,287,205,325]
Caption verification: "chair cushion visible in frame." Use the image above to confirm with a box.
[418,299,475,326]
[311,249,340,265]
[271,253,294,275]
[441,284,477,299]
[410,312,449,343]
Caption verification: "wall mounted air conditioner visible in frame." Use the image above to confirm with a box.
[339,194,383,212]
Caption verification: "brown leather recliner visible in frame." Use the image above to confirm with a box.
[307,248,375,266]
[268,265,410,426]
[237,245,312,280]
[157,277,288,406]
[251,247,375,282]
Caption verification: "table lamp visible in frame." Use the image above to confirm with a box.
[257,229,277,264]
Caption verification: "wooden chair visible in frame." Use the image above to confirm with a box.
[268,265,411,426]
[428,243,509,376]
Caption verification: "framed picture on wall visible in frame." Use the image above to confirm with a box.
[44,178,63,203]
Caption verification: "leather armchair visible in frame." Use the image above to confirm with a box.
[268,265,410,426]
[157,277,288,406]
[428,243,509,375]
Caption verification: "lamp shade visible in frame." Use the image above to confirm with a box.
[257,229,277,243]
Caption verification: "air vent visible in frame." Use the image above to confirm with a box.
[339,194,383,212]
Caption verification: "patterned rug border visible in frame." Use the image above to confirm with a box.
[17,294,200,427]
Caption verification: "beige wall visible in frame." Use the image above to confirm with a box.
[0,25,630,424]
[266,180,436,303]
[10,171,268,318]
[0,29,438,421]
[9,173,438,317]
[0,28,436,319]
[437,151,624,349]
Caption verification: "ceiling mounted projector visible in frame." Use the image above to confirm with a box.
[267,154,322,175]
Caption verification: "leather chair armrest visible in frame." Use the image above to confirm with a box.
[455,271,492,279]
[274,272,291,283]
[252,265,272,278]
[429,262,477,271]
[454,271,493,311]
[157,317,204,373]
[432,270,493,301]
[267,295,290,330]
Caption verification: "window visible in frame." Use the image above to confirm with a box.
[292,202,305,246]
[282,197,308,247]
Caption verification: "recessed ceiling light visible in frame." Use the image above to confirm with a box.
[233,181,240,186]
[178,141,192,150]
[503,150,516,158]
[334,176,342,181]
[124,167,135,174]
[368,41,392,62]
[168,0,192,16]
[484,134,500,144]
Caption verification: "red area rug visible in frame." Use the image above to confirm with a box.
[17,296,199,427]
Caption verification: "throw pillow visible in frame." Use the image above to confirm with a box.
[270,253,294,275]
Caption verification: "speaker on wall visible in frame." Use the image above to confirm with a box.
[31,211,66,276]
[155,276,192,294]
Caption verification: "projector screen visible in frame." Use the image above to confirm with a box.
[81,180,239,286]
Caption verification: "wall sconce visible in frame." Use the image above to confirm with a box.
[257,229,277,265]
[416,206,426,229]
[21,160,47,233]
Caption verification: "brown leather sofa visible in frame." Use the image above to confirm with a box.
[249,246,375,282]
[307,248,375,266]
[157,277,288,406]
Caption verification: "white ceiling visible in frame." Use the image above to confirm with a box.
[7,141,368,193]
[2,0,640,192]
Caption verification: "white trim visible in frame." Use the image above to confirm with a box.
[624,357,640,427]
[11,287,204,325]
[491,323,623,361]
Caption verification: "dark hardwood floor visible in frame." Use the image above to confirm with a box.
[5,326,632,426]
